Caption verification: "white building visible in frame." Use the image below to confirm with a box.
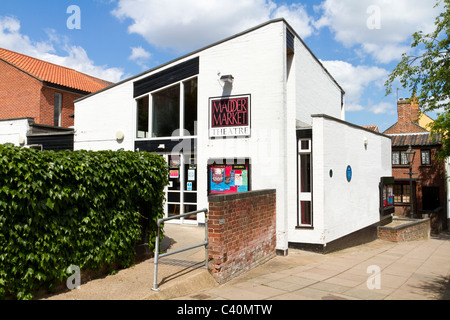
[74,19,392,254]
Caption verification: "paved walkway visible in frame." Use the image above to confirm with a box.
[175,230,450,300]
[41,224,450,300]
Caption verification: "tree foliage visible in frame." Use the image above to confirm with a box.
[385,0,450,158]
[0,144,168,300]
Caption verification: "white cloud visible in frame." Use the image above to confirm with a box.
[322,60,391,113]
[271,3,315,39]
[0,16,124,83]
[314,0,443,63]
[129,46,151,69]
[369,102,396,115]
[112,0,315,52]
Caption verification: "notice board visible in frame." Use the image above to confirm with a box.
[208,159,250,194]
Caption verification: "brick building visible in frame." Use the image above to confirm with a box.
[0,48,112,128]
[383,98,447,232]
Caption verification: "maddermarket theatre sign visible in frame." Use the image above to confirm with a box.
[209,94,251,138]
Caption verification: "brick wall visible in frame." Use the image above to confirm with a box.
[378,218,430,242]
[0,60,42,121]
[0,60,81,128]
[40,87,80,127]
[392,145,446,219]
[208,189,276,284]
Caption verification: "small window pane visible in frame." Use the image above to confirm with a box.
[401,152,409,165]
[394,185,402,202]
[421,150,431,165]
[300,201,311,225]
[403,185,410,203]
[301,140,309,151]
[300,154,311,193]
[392,151,400,165]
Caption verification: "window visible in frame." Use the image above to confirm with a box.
[136,96,149,138]
[183,78,198,136]
[392,150,410,165]
[298,139,312,227]
[394,184,410,203]
[54,93,62,127]
[136,77,198,139]
[152,84,180,138]
[421,150,431,165]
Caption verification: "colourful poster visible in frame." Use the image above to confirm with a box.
[170,170,179,178]
[237,170,248,192]
[210,164,248,194]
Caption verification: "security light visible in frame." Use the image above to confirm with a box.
[220,75,234,84]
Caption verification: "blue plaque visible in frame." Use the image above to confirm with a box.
[346,166,352,182]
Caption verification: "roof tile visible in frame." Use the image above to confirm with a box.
[0,48,113,93]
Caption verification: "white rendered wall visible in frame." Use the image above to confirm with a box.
[74,82,136,151]
[0,118,30,146]
[294,39,343,126]
[288,115,392,245]
[195,21,290,250]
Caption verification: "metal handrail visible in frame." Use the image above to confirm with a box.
[152,208,209,291]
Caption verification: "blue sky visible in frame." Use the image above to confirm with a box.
[0,0,444,132]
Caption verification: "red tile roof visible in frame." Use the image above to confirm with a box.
[390,133,441,147]
[0,48,113,93]
[361,125,379,132]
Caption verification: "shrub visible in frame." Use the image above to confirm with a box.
[0,144,168,299]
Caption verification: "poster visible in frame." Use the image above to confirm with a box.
[170,170,179,178]
[210,164,248,194]
[188,169,196,181]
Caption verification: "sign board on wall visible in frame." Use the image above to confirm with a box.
[209,95,251,138]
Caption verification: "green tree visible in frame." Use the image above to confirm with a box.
[385,0,450,159]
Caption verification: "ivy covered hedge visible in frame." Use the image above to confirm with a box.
[0,144,168,300]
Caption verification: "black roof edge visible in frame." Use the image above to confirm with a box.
[74,18,344,104]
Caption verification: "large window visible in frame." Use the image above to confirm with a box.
[136,77,198,139]
[152,84,180,137]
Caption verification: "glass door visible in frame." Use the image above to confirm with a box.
[165,153,198,224]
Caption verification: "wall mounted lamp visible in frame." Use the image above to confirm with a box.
[18,136,26,146]
[220,75,234,85]
[116,130,125,141]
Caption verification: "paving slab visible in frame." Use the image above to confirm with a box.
[38,225,450,300]
[39,223,217,300]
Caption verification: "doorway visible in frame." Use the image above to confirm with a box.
[298,138,312,227]
[164,153,198,224]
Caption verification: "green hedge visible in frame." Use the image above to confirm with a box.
[0,144,168,300]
